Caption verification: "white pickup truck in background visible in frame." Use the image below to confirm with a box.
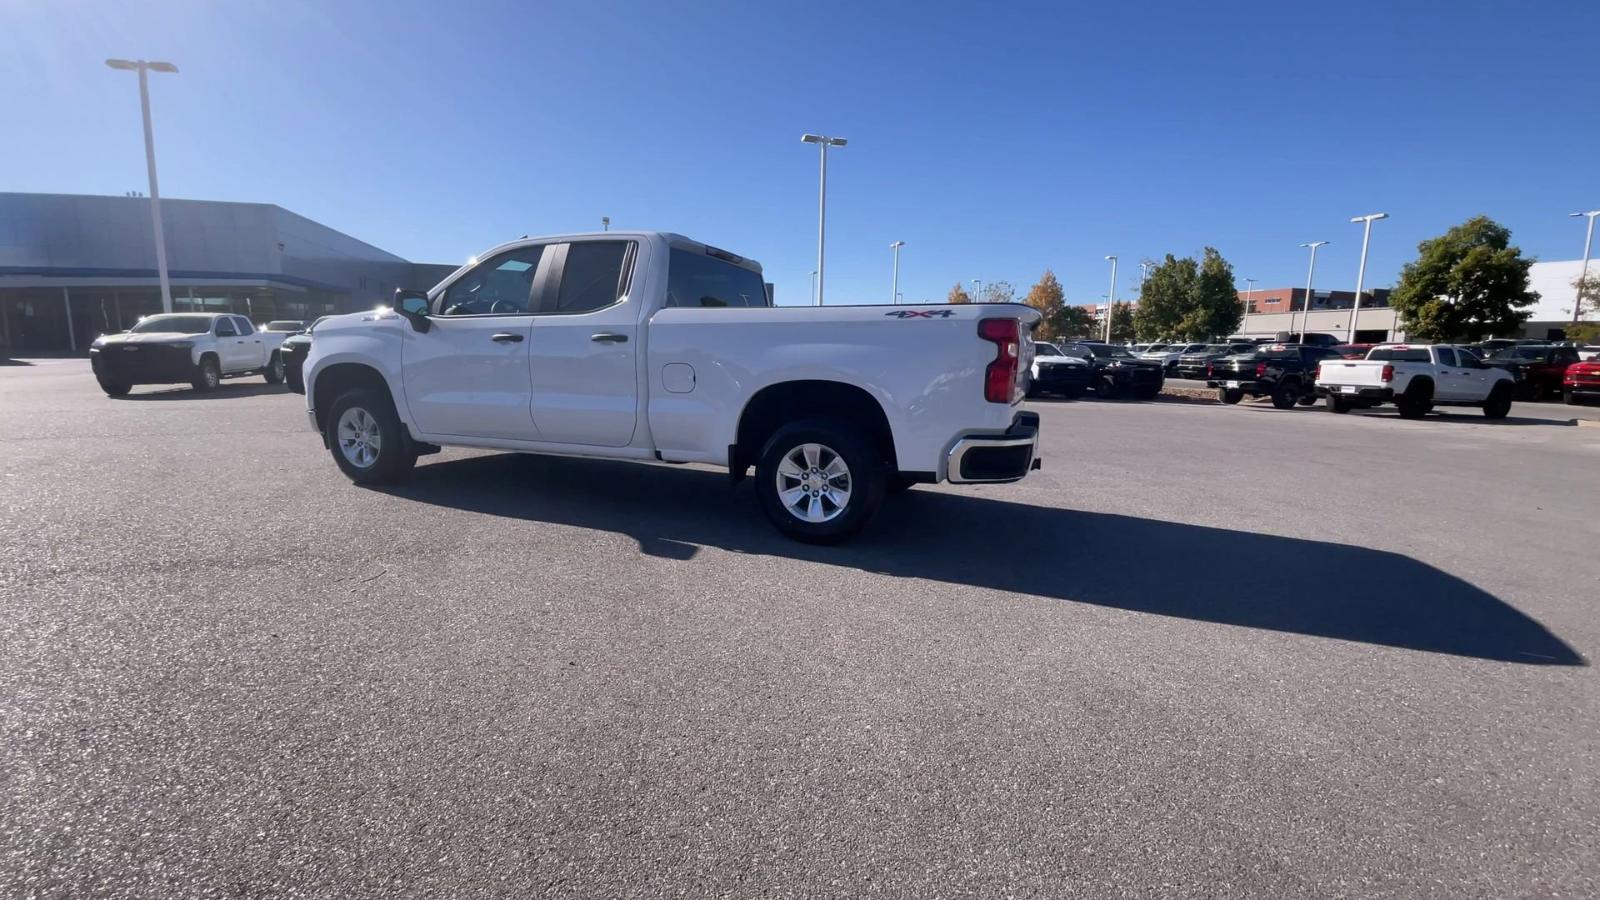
[304,231,1043,543]
[1314,343,1515,418]
[90,312,289,395]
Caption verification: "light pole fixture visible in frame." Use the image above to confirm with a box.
[800,134,847,305]
[1104,256,1119,342]
[1297,241,1329,341]
[809,270,818,305]
[601,216,610,232]
[1347,213,1388,342]
[971,278,983,302]
[1570,211,1600,325]
[889,241,905,305]
[1139,260,1154,290]
[107,58,179,314]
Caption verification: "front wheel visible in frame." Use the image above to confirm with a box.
[1270,382,1299,409]
[191,356,220,392]
[1217,387,1243,405]
[1565,391,1581,406]
[1482,384,1512,419]
[97,376,131,397]
[263,352,285,384]
[755,419,885,544]
[326,389,417,485]
[1098,377,1122,400]
[1296,394,1318,406]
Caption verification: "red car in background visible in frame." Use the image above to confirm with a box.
[1481,344,1582,401]
[1565,358,1600,405]
[1331,343,1375,360]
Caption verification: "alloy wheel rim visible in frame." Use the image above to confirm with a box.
[337,407,381,468]
[775,442,851,523]
[206,364,219,388]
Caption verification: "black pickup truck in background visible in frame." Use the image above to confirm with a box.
[1207,344,1344,408]
[1176,342,1259,380]
[1061,341,1166,399]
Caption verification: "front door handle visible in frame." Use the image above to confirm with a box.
[491,332,524,343]
[591,333,628,343]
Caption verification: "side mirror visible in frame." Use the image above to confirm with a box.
[394,289,432,333]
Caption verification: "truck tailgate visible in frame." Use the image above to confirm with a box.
[1316,360,1388,387]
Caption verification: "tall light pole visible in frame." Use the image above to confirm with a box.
[889,241,905,305]
[800,134,847,305]
[1570,210,1600,325]
[1139,260,1153,291]
[1347,213,1388,342]
[1297,241,1328,341]
[809,270,818,305]
[601,216,610,232]
[1104,255,1118,342]
[1244,277,1257,317]
[971,279,983,302]
[107,58,178,314]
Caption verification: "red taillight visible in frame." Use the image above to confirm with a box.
[978,317,1020,404]
[1207,362,1215,378]
[1381,364,1395,382]
[1316,362,1324,380]
[1255,361,1267,378]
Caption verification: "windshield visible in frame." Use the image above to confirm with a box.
[1034,343,1063,357]
[129,315,213,335]
[1487,346,1548,361]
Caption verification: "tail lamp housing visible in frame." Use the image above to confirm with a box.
[978,318,1021,404]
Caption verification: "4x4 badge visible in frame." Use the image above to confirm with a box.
[884,309,956,319]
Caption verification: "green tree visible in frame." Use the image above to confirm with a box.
[1023,270,1067,341]
[1569,271,1600,323]
[1389,216,1539,341]
[1132,249,1241,340]
[1055,305,1096,340]
[1108,301,1137,342]
[1134,254,1198,340]
[947,282,973,304]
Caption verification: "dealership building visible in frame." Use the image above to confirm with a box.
[0,192,455,353]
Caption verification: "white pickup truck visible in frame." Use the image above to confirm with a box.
[1313,343,1515,418]
[303,231,1043,542]
[90,312,288,395]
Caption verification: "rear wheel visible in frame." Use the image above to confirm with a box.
[1326,395,1351,414]
[755,419,885,544]
[1482,383,1512,419]
[1396,382,1433,419]
[263,352,285,384]
[191,356,220,392]
[1270,381,1299,409]
[326,388,417,485]
[1217,387,1243,405]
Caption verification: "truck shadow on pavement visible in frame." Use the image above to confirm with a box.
[388,454,1585,667]
[117,383,292,401]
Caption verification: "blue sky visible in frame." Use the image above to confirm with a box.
[3,0,1597,306]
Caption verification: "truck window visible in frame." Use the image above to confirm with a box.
[234,316,255,335]
[1367,347,1431,362]
[667,248,769,308]
[555,241,631,313]
[215,318,239,337]
[1435,347,1458,366]
[440,246,545,316]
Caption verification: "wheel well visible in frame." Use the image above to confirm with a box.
[312,363,393,434]
[732,380,896,479]
[1405,376,1434,397]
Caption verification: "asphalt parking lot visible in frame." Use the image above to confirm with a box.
[3,359,1597,899]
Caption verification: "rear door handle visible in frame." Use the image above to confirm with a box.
[491,332,524,343]
[591,333,628,343]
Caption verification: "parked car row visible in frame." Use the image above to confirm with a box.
[1028,341,1164,400]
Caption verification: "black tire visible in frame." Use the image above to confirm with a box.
[1326,396,1352,414]
[1396,382,1433,419]
[96,376,132,397]
[755,419,885,545]
[1564,391,1580,406]
[1136,385,1162,400]
[1217,387,1243,405]
[1270,381,1298,409]
[263,352,285,384]
[1296,393,1317,406]
[1098,377,1122,400]
[1062,386,1086,400]
[191,355,220,392]
[1482,383,1512,419]
[325,388,417,485]
[286,367,304,394]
